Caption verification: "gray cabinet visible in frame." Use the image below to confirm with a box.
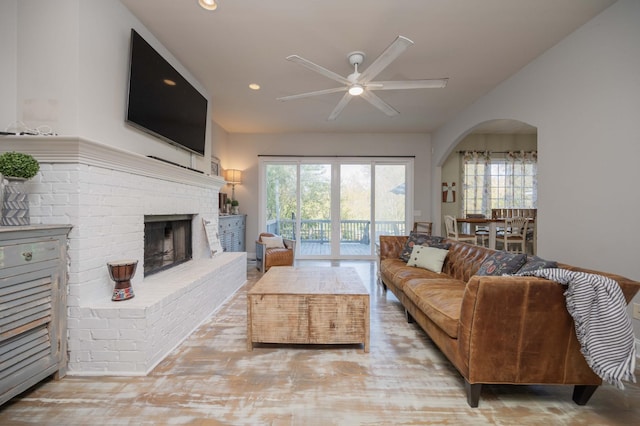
[0,225,71,406]
[218,215,246,252]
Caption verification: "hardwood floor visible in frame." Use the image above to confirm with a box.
[1,260,639,425]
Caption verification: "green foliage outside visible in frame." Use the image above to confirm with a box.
[265,162,406,223]
[0,151,40,179]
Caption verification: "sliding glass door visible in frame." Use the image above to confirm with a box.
[340,163,371,256]
[261,157,412,259]
[300,163,332,256]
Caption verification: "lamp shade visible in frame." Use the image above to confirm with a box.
[225,169,242,184]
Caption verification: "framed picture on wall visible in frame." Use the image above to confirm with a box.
[211,156,220,176]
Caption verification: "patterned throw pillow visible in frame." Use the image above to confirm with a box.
[476,252,527,276]
[406,245,449,273]
[399,232,445,262]
[517,256,558,274]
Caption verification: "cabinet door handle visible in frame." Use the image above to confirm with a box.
[22,251,33,261]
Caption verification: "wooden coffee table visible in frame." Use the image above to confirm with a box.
[247,266,370,352]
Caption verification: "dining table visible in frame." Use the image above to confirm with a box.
[455,217,536,254]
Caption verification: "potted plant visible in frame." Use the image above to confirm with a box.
[0,151,40,225]
[231,199,239,215]
[0,151,40,180]
[224,198,232,215]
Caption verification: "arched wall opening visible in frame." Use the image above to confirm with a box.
[434,119,537,236]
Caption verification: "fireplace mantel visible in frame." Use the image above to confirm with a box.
[0,135,225,189]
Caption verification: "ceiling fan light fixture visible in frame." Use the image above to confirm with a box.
[348,84,364,96]
[198,0,217,11]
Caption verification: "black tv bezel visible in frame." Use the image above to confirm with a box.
[125,29,208,156]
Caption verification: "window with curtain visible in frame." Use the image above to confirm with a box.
[462,151,537,217]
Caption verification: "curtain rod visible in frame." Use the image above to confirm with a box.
[456,150,536,154]
[258,155,415,158]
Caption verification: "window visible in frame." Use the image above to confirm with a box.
[462,151,537,216]
[259,157,412,259]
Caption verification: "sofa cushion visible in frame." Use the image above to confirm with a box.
[407,246,449,273]
[476,252,527,276]
[517,256,558,274]
[403,278,466,339]
[399,232,445,262]
[380,259,442,292]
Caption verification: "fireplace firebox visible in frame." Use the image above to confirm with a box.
[144,215,193,276]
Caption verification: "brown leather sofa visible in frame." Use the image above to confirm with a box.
[379,235,640,407]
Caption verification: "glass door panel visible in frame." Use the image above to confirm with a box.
[299,163,332,257]
[340,164,372,256]
[265,164,297,239]
[375,164,407,242]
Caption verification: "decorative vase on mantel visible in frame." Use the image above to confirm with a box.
[1,177,30,226]
[0,151,40,226]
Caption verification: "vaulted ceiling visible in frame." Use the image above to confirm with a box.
[120,0,615,134]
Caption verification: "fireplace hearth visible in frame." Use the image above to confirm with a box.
[144,215,193,276]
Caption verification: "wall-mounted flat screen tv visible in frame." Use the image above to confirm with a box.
[126,29,208,156]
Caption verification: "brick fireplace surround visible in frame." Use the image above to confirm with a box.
[1,136,246,376]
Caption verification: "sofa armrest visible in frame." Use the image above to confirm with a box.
[458,275,600,385]
[378,235,408,260]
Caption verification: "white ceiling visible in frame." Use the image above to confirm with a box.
[119,0,615,135]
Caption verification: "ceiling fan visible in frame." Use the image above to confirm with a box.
[277,36,448,121]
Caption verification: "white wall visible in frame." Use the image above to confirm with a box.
[431,0,640,335]
[0,1,17,128]
[226,132,432,253]
[432,0,639,278]
[4,0,212,172]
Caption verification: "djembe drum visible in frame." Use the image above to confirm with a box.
[108,260,138,301]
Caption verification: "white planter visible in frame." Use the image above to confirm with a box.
[1,177,30,226]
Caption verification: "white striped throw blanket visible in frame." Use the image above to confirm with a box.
[517,268,636,389]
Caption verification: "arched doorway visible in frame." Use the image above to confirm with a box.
[439,119,538,249]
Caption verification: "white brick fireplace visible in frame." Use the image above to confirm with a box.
[1,136,246,375]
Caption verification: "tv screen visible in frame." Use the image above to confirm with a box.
[126,29,208,156]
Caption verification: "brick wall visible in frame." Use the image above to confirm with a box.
[5,137,246,375]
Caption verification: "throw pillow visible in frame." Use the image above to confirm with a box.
[399,232,445,262]
[476,252,527,276]
[407,245,449,273]
[261,235,285,249]
[517,256,558,274]
[428,242,451,251]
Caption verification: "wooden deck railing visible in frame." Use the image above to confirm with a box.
[266,219,405,243]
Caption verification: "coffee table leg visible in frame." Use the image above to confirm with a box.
[247,297,253,351]
[364,296,370,353]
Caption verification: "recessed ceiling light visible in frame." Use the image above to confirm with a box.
[249,83,261,90]
[198,0,217,11]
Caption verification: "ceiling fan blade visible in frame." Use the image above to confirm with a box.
[361,91,399,117]
[328,92,353,121]
[358,36,414,84]
[367,79,449,90]
[286,55,351,86]
[277,87,347,102]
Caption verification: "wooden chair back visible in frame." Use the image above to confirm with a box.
[412,222,432,235]
[491,208,537,219]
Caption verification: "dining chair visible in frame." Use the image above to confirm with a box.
[412,221,433,235]
[444,215,477,244]
[466,214,490,247]
[497,217,530,253]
